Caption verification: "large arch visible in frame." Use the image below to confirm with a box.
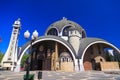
[77,38,120,71]
[17,36,76,70]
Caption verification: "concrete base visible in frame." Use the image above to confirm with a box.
[14,64,21,72]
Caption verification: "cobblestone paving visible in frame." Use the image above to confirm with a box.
[0,71,120,80]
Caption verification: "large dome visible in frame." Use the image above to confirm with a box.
[45,17,86,38]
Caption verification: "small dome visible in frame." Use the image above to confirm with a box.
[45,17,86,38]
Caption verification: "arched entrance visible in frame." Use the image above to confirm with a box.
[27,41,74,71]
[18,36,76,71]
[83,43,120,71]
[91,59,96,70]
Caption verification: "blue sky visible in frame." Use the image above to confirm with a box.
[0,0,120,53]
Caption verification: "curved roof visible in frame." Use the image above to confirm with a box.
[78,38,120,59]
[45,17,86,34]
[18,36,77,61]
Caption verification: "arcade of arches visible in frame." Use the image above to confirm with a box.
[24,41,74,72]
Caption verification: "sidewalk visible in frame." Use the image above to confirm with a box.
[0,71,120,80]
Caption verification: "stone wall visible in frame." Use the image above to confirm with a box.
[83,61,92,70]
[100,62,119,71]
[60,62,74,72]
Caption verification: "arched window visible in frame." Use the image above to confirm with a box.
[66,57,69,62]
[61,57,65,62]
[82,30,86,38]
[60,52,72,62]
[47,28,58,36]
[62,26,71,36]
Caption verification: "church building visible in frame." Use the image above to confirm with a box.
[18,17,120,71]
[2,18,120,72]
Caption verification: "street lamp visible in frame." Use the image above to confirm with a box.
[24,30,39,80]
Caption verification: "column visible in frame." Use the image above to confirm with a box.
[79,59,84,71]
[14,62,21,72]
[74,59,79,71]
[51,52,55,70]
[54,42,58,70]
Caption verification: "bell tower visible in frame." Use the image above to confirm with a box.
[1,18,21,71]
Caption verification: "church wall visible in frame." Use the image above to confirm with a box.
[100,62,119,71]
[60,62,74,72]
[84,61,92,70]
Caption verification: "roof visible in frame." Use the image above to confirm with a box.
[77,38,107,58]
[45,17,86,34]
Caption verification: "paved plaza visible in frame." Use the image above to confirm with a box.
[0,71,120,80]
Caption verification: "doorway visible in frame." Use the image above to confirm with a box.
[91,59,96,70]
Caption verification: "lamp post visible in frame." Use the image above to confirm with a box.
[24,30,39,80]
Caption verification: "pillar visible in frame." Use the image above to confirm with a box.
[54,42,58,70]
[74,59,79,71]
[14,62,21,72]
[79,59,84,71]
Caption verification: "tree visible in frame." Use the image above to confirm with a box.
[21,53,29,67]
[0,51,4,63]
[105,50,114,61]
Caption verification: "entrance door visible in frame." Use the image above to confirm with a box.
[91,59,96,70]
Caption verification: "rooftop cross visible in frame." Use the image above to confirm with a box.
[62,17,67,20]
